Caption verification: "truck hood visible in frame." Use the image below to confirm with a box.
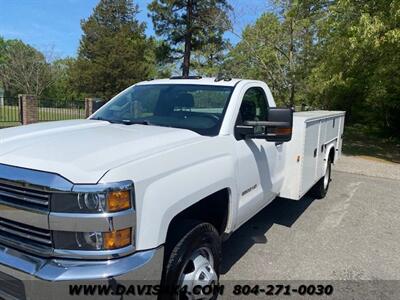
[0,120,205,183]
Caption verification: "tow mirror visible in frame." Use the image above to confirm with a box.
[236,108,293,142]
[265,107,293,142]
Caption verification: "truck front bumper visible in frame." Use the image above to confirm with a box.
[0,244,164,299]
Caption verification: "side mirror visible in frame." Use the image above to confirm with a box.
[236,108,293,142]
[265,107,293,142]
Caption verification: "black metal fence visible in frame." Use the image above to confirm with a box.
[0,98,87,128]
[0,98,21,127]
[38,99,86,122]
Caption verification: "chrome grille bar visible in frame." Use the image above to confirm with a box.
[0,189,49,206]
[0,182,50,210]
[0,225,52,245]
[0,164,75,257]
[0,218,51,238]
[0,217,52,246]
[0,183,50,199]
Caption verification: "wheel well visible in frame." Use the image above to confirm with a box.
[328,147,335,164]
[165,189,230,243]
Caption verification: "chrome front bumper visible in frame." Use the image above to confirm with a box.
[0,244,164,299]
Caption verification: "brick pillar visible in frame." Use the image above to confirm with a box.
[19,94,38,125]
[85,98,105,117]
[85,98,94,118]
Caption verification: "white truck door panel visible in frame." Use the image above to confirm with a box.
[233,85,282,227]
[235,139,278,225]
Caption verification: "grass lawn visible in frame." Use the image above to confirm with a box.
[343,124,400,164]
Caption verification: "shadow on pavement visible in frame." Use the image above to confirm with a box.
[221,194,316,274]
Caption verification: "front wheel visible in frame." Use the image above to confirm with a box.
[311,160,332,199]
[160,222,221,300]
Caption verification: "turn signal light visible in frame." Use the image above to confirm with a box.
[275,127,292,135]
[104,228,132,250]
[107,190,131,212]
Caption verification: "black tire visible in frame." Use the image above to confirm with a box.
[311,160,332,199]
[159,222,221,300]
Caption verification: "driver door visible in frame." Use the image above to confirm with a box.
[234,87,283,227]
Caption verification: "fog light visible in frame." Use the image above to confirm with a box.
[107,191,131,212]
[104,228,132,250]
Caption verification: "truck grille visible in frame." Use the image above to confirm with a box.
[0,217,52,256]
[0,182,50,211]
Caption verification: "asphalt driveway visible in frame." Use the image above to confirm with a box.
[221,164,400,281]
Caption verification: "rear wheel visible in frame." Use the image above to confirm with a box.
[160,222,221,300]
[311,160,332,199]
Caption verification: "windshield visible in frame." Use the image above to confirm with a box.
[92,84,234,136]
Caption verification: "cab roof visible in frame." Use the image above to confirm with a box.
[136,77,244,87]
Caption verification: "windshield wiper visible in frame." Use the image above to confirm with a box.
[120,120,153,125]
[92,117,156,126]
[90,117,115,123]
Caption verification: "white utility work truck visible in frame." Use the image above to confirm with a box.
[0,77,345,299]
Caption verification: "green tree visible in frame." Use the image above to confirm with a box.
[227,13,288,105]
[148,0,232,77]
[151,39,175,78]
[0,37,6,65]
[309,0,400,135]
[0,39,54,97]
[191,40,230,77]
[0,37,6,92]
[43,58,83,100]
[227,1,329,106]
[72,0,155,100]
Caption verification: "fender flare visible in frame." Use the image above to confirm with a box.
[324,142,337,168]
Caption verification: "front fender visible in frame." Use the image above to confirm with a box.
[100,136,238,250]
[139,154,236,249]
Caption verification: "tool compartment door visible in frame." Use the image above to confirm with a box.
[301,120,320,196]
[317,120,328,179]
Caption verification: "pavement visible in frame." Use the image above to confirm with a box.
[335,155,400,181]
[221,156,400,281]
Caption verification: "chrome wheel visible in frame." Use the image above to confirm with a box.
[178,247,218,300]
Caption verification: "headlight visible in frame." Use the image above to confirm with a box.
[50,181,135,257]
[53,228,132,250]
[78,193,106,211]
[52,190,132,213]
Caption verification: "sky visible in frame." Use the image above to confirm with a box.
[0,0,269,58]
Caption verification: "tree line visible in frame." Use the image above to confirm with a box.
[0,0,399,136]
